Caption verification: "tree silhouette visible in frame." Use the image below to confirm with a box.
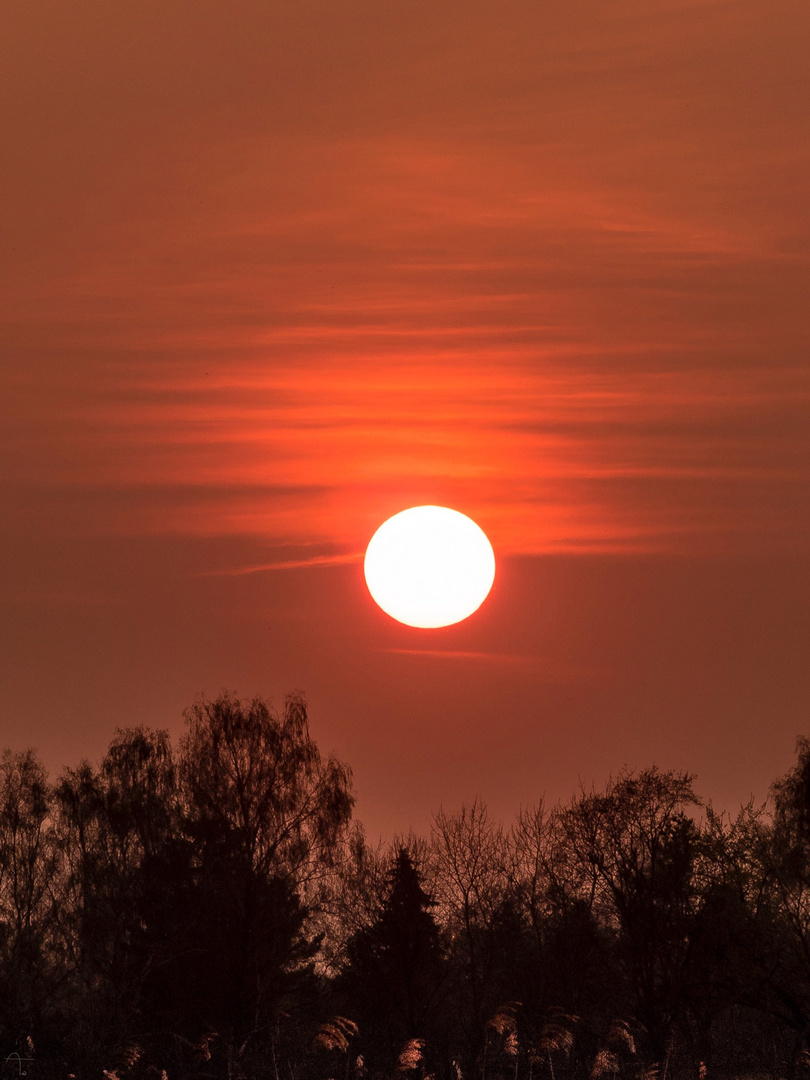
[53,728,185,1061]
[52,693,355,1066]
[341,847,446,1062]
[555,767,701,1063]
[180,693,353,880]
[2,702,810,1080]
[169,692,354,1047]
[0,750,57,1050]
[431,801,508,1032]
[757,737,810,1053]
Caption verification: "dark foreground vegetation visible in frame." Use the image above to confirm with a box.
[2,694,810,1080]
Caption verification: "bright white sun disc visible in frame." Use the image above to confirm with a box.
[364,505,496,628]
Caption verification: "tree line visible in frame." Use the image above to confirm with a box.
[2,692,810,1080]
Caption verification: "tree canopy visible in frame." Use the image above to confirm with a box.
[0,696,809,1080]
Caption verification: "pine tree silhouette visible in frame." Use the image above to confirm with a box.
[342,847,446,1052]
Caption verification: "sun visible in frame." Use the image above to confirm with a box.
[364,505,496,628]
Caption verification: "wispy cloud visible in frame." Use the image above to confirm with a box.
[3,0,808,559]
[379,648,600,683]
[381,648,539,663]
[197,552,363,576]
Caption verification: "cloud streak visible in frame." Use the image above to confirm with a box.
[2,0,808,559]
[197,552,364,576]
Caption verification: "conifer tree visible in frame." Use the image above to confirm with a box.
[341,847,446,1055]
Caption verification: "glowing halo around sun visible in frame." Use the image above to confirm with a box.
[364,505,496,628]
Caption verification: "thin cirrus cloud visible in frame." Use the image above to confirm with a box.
[2,0,808,564]
[196,553,365,576]
[380,648,558,668]
[17,353,805,558]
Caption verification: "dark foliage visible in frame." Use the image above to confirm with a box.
[338,847,446,1065]
[1,698,810,1080]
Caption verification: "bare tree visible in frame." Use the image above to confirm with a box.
[53,729,183,1057]
[510,803,553,955]
[180,691,354,891]
[0,749,57,1044]
[431,801,509,1028]
[177,692,355,1044]
[554,767,701,1062]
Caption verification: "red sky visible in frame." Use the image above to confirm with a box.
[2,0,809,840]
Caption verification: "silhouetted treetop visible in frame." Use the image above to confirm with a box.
[4,700,810,1080]
[772,735,810,848]
[341,846,446,1052]
[180,691,355,884]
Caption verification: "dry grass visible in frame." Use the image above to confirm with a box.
[398,1038,425,1072]
[605,1022,635,1057]
[590,1049,620,1079]
[313,1017,360,1053]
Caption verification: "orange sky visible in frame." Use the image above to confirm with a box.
[2,0,809,838]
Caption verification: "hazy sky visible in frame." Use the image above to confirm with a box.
[2,0,809,839]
